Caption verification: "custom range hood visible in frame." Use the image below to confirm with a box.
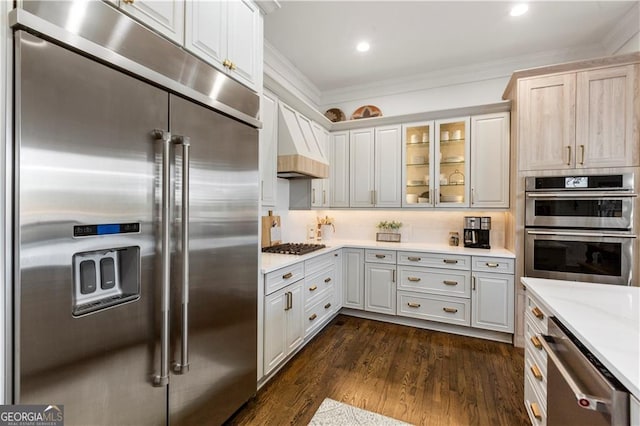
[277,102,329,179]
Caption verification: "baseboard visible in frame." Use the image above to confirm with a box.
[340,308,514,344]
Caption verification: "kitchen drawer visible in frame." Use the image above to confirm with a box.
[471,256,514,274]
[397,266,470,298]
[526,294,548,334]
[397,291,470,326]
[525,318,547,375]
[397,251,470,271]
[304,291,334,337]
[365,249,396,264]
[304,265,335,308]
[265,262,304,296]
[525,347,547,410]
[305,251,336,275]
[524,371,547,426]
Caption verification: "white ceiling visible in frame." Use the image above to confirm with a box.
[264,1,638,93]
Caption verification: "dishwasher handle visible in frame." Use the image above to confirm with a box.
[539,334,611,412]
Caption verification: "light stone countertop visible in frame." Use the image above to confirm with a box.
[261,239,514,274]
[522,277,640,399]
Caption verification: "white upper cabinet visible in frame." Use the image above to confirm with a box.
[120,0,185,45]
[349,126,401,208]
[330,131,350,207]
[349,128,376,207]
[470,112,510,208]
[374,125,402,208]
[259,90,278,207]
[185,0,262,91]
[311,123,331,208]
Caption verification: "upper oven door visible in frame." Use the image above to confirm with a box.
[525,229,636,286]
[525,191,636,229]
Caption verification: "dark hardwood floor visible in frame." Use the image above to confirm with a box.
[227,315,530,426]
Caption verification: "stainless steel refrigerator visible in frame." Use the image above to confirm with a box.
[13,25,258,426]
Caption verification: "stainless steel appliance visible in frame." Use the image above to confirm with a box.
[540,317,629,426]
[262,243,326,255]
[524,174,638,286]
[11,3,258,425]
[463,216,491,249]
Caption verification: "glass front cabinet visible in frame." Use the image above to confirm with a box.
[402,117,470,208]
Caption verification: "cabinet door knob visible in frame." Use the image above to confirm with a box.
[123,0,134,4]
[443,307,458,313]
[408,277,421,282]
[230,62,237,71]
[486,262,499,268]
[222,59,232,68]
[324,303,332,309]
[530,364,543,381]
[282,272,293,279]
[443,280,458,286]
[309,285,317,292]
[407,302,421,308]
[530,402,542,420]
[443,259,458,264]
[375,254,386,259]
[324,277,332,283]
[309,313,317,321]
[408,256,421,261]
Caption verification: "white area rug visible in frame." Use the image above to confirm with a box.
[308,398,412,425]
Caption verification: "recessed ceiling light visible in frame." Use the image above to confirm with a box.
[510,3,529,17]
[356,41,370,53]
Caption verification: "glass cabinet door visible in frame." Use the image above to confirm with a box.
[402,121,434,207]
[435,117,470,207]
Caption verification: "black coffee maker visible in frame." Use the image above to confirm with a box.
[463,216,491,249]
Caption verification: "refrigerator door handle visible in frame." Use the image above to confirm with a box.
[152,129,172,387]
[172,135,191,375]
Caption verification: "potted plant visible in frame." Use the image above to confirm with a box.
[376,220,402,242]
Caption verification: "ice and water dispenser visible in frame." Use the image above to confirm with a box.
[72,223,141,316]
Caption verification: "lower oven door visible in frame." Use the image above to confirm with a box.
[525,229,636,285]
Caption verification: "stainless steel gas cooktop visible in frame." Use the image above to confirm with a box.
[261,243,326,255]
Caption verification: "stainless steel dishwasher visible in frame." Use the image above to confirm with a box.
[540,317,629,426]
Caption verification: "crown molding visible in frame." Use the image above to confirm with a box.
[263,41,322,108]
[319,44,605,108]
[602,2,639,55]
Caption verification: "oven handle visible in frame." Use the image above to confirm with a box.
[526,192,637,198]
[527,230,637,239]
[539,335,610,412]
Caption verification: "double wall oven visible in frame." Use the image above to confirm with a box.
[525,174,637,286]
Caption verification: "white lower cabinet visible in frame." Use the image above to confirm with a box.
[398,292,470,326]
[343,248,365,309]
[262,249,343,380]
[471,256,515,333]
[263,280,303,375]
[364,262,396,315]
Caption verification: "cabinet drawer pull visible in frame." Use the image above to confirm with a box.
[282,272,293,279]
[531,307,544,320]
[324,277,332,283]
[443,259,458,264]
[485,262,499,268]
[580,144,585,165]
[309,285,317,291]
[407,277,421,282]
[566,146,571,166]
[309,313,317,321]
[407,302,421,308]
[530,335,543,350]
[375,254,386,259]
[530,402,542,420]
[443,307,458,313]
[443,280,458,286]
[530,364,543,381]
[324,303,332,309]
[408,256,421,261]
